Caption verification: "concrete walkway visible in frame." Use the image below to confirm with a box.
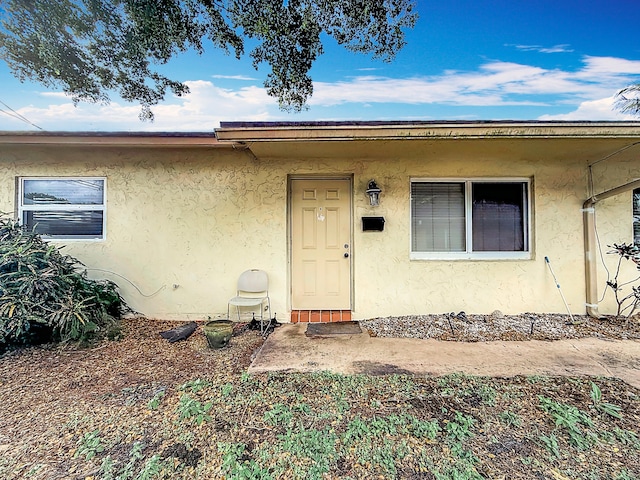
[249,324,640,388]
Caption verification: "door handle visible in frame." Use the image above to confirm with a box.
[344,253,349,258]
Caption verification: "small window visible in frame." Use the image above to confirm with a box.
[19,178,106,240]
[411,179,530,259]
[634,188,640,246]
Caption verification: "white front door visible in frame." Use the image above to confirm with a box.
[291,178,352,309]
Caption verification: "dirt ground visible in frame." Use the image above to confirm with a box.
[0,318,638,479]
[0,319,263,479]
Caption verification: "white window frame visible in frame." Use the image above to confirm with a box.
[18,177,107,241]
[410,177,532,260]
[634,188,640,246]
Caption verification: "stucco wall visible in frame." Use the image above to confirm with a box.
[594,195,636,315]
[0,137,635,320]
[0,144,289,320]
[590,151,640,316]
[339,139,587,317]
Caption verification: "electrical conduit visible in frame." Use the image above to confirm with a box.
[583,178,640,318]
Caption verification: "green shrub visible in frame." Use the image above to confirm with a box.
[0,217,127,349]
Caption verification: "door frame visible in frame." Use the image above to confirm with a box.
[287,174,354,311]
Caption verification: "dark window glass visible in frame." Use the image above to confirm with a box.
[22,211,104,238]
[472,183,526,252]
[634,189,640,246]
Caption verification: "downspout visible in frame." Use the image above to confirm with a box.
[583,178,640,318]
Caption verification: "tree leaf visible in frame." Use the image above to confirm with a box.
[0,0,417,118]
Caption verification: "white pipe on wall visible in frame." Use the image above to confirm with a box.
[583,178,640,318]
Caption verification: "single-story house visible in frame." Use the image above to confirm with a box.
[1,121,639,322]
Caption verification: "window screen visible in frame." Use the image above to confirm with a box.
[19,178,106,240]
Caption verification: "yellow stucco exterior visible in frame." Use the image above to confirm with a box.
[1,122,639,321]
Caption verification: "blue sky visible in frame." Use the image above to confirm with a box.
[1,0,640,131]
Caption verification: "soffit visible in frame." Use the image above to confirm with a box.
[215,121,640,164]
[232,136,640,165]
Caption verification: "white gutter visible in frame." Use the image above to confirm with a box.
[583,178,640,318]
[0,132,225,147]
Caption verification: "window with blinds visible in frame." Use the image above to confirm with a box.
[411,179,530,259]
[634,188,640,246]
[19,178,106,240]
[411,182,465,252]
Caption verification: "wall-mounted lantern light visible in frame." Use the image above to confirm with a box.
[366,180,382,206]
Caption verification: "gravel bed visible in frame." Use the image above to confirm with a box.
[360,311,640,342]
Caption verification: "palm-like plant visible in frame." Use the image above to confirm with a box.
[0,217,127,349]
[615,84,640,115]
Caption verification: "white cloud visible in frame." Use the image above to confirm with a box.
[538,96,637,121]
[211,74,258,81]
[310,56,640,109]
[2,55,640,131]
[511,44,574,54]
[39,92,71,98]
[0,80,277,131]
[580,56,640,75]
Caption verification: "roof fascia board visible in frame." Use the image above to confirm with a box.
[0,132,228,147]
[215,122,640,142]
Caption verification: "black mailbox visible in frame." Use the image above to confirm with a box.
[362,216,385,232]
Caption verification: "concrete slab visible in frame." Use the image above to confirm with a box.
[249,324,640,388]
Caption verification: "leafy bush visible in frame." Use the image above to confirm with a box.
[0,217,127,349]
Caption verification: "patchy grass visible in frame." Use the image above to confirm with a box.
[0,318,638,479]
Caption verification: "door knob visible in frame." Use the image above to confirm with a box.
[344,253,349,258]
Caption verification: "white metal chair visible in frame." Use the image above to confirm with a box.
[227,269,271,333]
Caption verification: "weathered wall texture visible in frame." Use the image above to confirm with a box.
[589,149,640,316]
[0,137,635,320]
[0,144,288,320]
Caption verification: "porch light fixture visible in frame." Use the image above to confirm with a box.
[366,180,382,206]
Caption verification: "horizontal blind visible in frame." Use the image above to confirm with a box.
[412,182,465,252]
[634,189,640,246]
[23,211,104,238]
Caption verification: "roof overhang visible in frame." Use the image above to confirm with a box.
[3,121,640,147]
[0,131,227,147]
[215,120,640,142]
